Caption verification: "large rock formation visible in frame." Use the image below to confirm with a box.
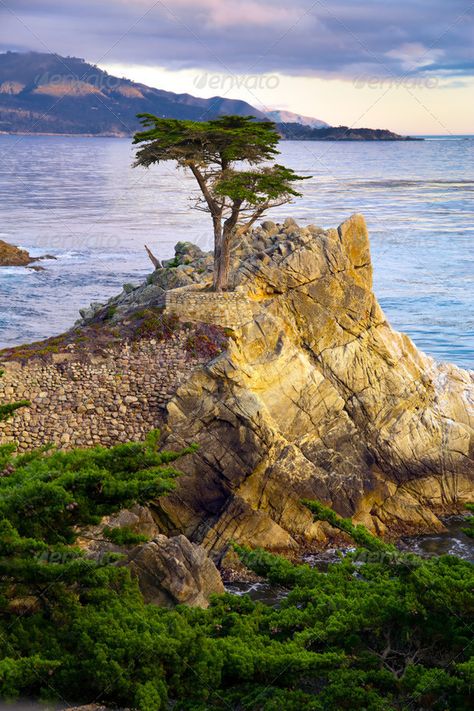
[77,505,224,608]
[3,214,471,557]
[149,214,473,554]
[0,239,35,266]
[126,534,224,608]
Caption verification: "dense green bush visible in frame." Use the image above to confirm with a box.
[462,503,474,538]
[0,416,472,709]
[103,525,149,545]
[302,499,395,552]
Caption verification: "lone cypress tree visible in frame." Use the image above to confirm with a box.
[133,115,308,291]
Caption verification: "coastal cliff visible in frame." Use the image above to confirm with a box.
[1,214,472,553]
[156,214,473,551]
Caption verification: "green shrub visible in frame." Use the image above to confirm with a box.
[462,503,474,538]
[302,499,394,553]
[103,525,149,545]
[0,437,472,711]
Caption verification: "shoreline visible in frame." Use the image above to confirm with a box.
[0,130,129,138]
[0,130,423,141]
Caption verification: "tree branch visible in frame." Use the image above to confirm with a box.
[188,163,219,216]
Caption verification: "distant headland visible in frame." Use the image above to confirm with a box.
[0,51,420,141]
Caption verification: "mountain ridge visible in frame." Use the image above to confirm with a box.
[0,51,267,136]
[0,52,416,140]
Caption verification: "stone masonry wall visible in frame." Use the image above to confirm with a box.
[0,335,208,451]
[164,290,254,329]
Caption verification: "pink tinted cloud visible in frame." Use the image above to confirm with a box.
[158,0,300,28]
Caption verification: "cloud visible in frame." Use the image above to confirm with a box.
[385,43,445,71]
[170,0,300,29]
[1,0,473,79]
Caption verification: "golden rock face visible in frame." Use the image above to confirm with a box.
[157,214,473,554]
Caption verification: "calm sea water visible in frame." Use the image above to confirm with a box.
[0,134,472,369]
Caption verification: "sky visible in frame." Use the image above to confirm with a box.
[1,0,473,134]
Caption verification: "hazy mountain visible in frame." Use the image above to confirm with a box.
[0,51,267,136]
[265,109,329,128]
[0,52,414,141]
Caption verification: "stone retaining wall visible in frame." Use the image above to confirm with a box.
[164,290,253,329]
[0,335,208,451]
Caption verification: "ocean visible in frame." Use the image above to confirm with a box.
[0,134,472,369]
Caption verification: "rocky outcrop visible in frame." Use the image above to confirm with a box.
[0,239,55,268]
[151,215,473,553]
[76,242,214,326]
[77,505,224,608]
[77,504,161,554]
[126,534,224,607]
[2,214,471,555]
[0,239,34,266]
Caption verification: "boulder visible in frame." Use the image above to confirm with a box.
[76,504,160,558]
[78,301,105,321]
[260,220,279,236]
[77,508,223,608]
[174,241,210,264]
[126,534,224,607]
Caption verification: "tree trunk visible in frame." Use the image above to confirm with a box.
[144,244,162,270]
[213,225,232,291]
[213,201,242,291]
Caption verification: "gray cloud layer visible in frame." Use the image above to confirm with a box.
[1,0,473,79]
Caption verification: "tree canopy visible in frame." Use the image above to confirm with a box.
[133,115,308,290]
